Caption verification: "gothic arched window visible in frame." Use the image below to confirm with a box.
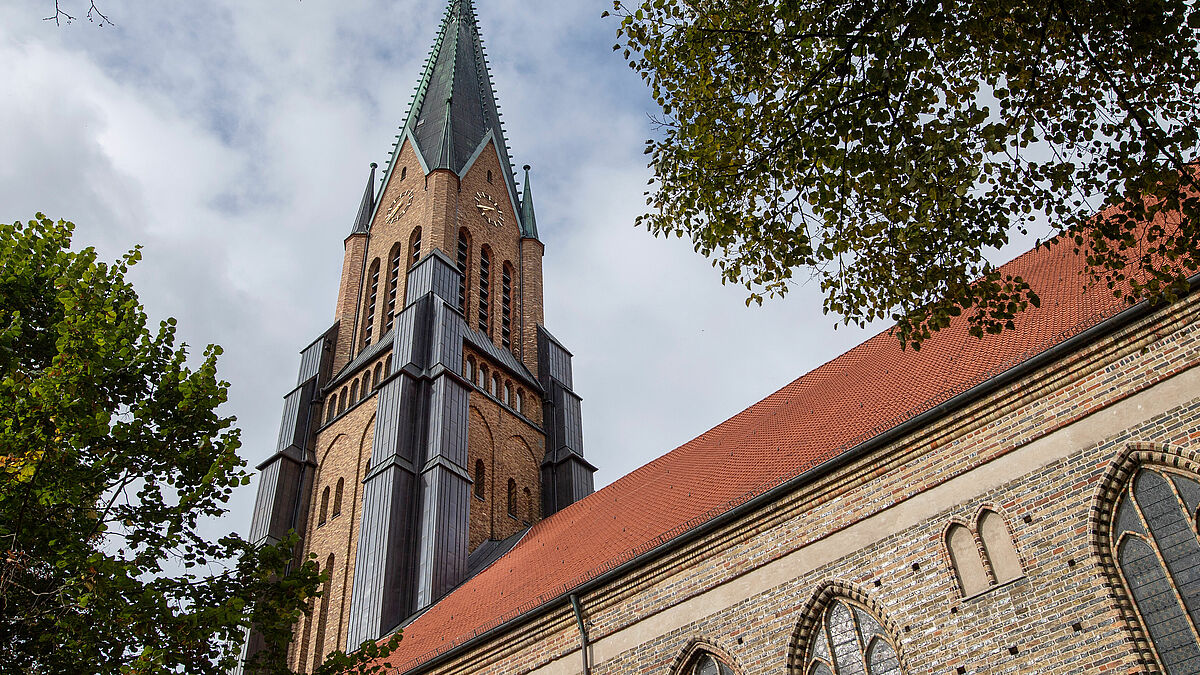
[384,243,403,335]
[362,258,380,348]
[503,381,512,406]
[332,478,344,519]
[507,478,517,518]
[400,166,407,181]
[946,507,1023,598]
[325,394,337,424]
[373,362,382,388]
[684,652,735,675]
[1108,465,1200,672]
[515,389,524,414]
[350,379,359,405]
[338,387,347,414]
[805,599,902,675]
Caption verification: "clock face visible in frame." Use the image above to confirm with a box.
[474,191,504,227]
[385,189,415,223]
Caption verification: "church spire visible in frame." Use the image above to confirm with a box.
[349,162,377,235]
[400,0,520,198]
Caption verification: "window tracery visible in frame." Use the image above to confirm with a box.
[1107,465,1200,672]
[805,599,902,675]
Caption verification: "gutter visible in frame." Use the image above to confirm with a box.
[405,273,1199,674]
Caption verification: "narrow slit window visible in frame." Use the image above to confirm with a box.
[474,459,485,500]
[507,478,517,518]
[501,263,512,349]
[457,230,470,313]
[362,258,380,348]
[332,478,344,518]
[385,244,403,334]
[318,486,330,526]
[409,226,422,268]
[478,248,491,334]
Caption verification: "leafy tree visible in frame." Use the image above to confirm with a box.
[607,0,1200,347]
[0,215,398,674]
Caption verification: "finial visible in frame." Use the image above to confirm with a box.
[370,162,378,169]
[523,164,531,171]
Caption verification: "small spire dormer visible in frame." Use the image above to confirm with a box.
[350,162,378,235]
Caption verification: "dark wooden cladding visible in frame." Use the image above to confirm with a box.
[347,374,421,648]
[537,327,595,517]
[537,325,574,390]
[348,261,474,646]
[405,249,461,308]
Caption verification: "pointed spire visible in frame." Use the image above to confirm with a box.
[520,164,539,239]
[350,163,378,235]
[399,0,520,195]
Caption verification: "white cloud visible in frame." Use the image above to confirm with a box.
[0,0,879,539]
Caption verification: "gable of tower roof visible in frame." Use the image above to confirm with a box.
[374,216,1195,671]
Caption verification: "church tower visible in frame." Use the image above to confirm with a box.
[241,1,596,669]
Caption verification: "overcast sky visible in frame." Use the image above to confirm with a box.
[0,1,899,537]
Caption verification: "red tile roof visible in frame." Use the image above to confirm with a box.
[384,229,1154,672]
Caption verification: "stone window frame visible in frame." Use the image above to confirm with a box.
[668,638,744,675]
[1091,441,1200,674]
[787,580,909,675]
[940,503,1026,600]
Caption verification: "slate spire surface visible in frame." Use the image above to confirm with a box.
[400,0,521,213]
[350,162,377,235]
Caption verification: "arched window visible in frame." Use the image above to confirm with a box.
[477,247,491,334]
[326,394,337,423]
[978,510,1022,584]
[333,477,344,518]
[318,486,330,527]
[385,354,393,374]
[684,653,735,675]
[350,379,359,404]
[479,364,488,389]
[515,389,523,414]
[945,508,1023,598]
[491,373,500,397]
[384,243,403,334]
[362,369,372,392]
[501,262,513,349]
[466,355,476,381]
[1107,465,1200,672]
[457,229,471,313]
[946,523,988,597]
[486,169,493,183]
[362,258,380,347]
[338,387,348,414]
[523,487,533,523]
[409,226,422,268]
[507,478,517,518]
[503,381,512,406]
[400,166,407,181]
[804,599,902,675]
[474,459,486,500]
[373,362,382,388]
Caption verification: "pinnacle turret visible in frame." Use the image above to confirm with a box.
[350,162,377,235]
[520,164,539,239]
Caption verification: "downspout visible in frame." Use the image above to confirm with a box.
[569,594,590,675]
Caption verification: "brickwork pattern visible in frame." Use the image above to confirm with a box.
[396,295,1200,674]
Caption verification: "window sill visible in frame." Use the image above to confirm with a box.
[961,574,1027,603]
